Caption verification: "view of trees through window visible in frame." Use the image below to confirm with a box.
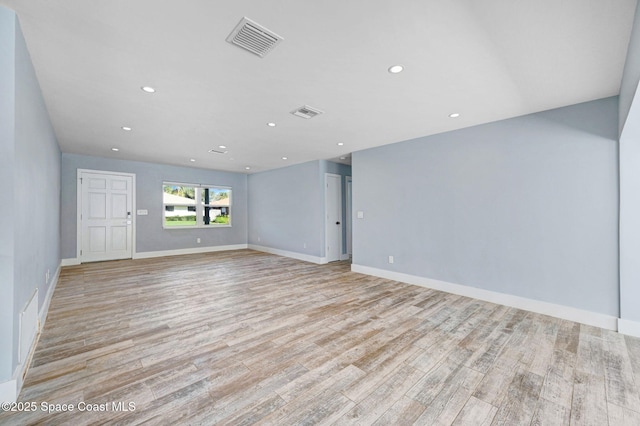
[163,184,231,227]
[164,185,195,200]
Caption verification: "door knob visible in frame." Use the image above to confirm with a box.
[336,221,340,225]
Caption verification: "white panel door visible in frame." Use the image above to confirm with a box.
[80,171,133,262]
[325,173,343,262]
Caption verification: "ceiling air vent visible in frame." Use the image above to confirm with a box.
[291,105,324,119]
[226,17,283,58]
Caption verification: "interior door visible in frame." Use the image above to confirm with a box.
[80,171,133,262]
[325,173,343,262]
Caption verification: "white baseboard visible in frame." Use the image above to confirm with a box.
[134,244,248,259]
[248,244,328,264]
[64,245,249,264]
[61,258,80,266]
[618,319,640,338]
[6,333,35,404]
[351,264,618,331]
[40,264,60,328]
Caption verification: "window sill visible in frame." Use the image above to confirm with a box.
[163,224,232,229]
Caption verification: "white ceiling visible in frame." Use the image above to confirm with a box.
[2,0,637,173]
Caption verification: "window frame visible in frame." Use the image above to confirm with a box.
[162,182,232,229]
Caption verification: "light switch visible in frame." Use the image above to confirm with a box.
[137,209,148,215]
[357,211,364,219]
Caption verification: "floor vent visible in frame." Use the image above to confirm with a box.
[19,290,38,364]
[291,105,324,119]
[226,17,283,58]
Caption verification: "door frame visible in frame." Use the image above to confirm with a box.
[76,168,137,262]
[324,173,343,263]
[345,176,352,258]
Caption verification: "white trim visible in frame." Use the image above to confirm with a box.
[76,169,81,260]
[40,264,61,325]
[61,258,81,266]
[324,173,343,262]
[133,244,248,259]
[5,341,32,404]
[345,176,352,257]
[162,183,232,229]
[77,169,136,263]
[249,244,328,264]
[618,319,640,338]
[351,264,618,331]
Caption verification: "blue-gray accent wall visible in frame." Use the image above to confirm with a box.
[0,5,17,383]
[352,97,619,317]
[619,0,640,324]
[248,160,351,259]
[0,6,61,382]
[60,154,248,259]
[620,0,640,136]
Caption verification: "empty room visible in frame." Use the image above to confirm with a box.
[2,0,640,424]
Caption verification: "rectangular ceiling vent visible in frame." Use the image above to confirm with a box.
[291,105,324,119]
[226,17,283,58]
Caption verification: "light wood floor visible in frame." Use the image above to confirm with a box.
[2,250,639,425]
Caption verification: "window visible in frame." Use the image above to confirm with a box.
[163,183,232,228]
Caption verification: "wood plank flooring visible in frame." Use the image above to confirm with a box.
[1,249,639,425]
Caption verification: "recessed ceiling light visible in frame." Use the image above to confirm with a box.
[219,145,227,149]
[388,65,404,74]
[267,122,276,127]
[121,126,132,131]
[111,148,119,152]
[337,142,344,146]
[189,159,196,162]
[340,156,346,160]
[282,157,288,160]
[141,86,156,93]
[245,166,251,170]
[449,113,460,118]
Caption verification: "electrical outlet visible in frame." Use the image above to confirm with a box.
[196,238,201,243]
[258,236,261,242]
[388,255,394,264]
[303,242,307,249]
[45,269,50,283]
[357,211,364,219]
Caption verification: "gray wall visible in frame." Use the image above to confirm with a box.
[352,97,619,317]
[14,14,61,356]
[247,160,352,259]
[0,5,16,383]
[61,154,248,258]
[620,140,640,323]
[248,161,324,257]
[620,0,640,135]
[619,1,640,324]
[0,7,61,382]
